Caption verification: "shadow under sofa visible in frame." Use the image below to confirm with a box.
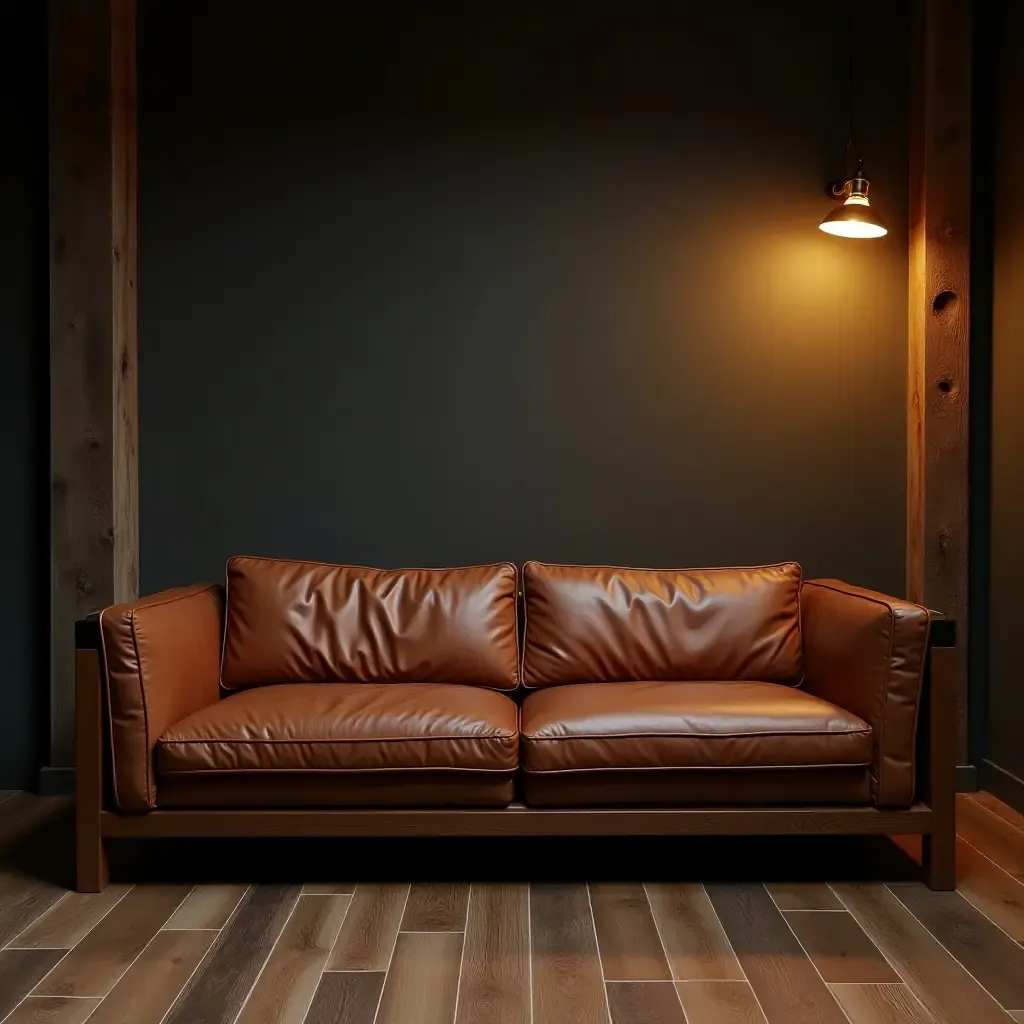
[74,557,956,892]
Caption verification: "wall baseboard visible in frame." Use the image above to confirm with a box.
[980,759,1024,815]
[956,764,979,792]
[38,766,75,796]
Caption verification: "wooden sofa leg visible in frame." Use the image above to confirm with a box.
[921,639,957,891]
[76,647,109,892]
[77,827,109,894]
[922,829,955,890]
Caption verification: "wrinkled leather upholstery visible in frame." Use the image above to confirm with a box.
[521,681,872,773]
[100,585,223,812]
[801,580,931,808]
[521,562,802,687]
[523,768,871,806]
[157,682,518,775]
[222,557,519,691]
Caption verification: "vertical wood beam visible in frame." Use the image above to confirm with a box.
[908,0,971,759]
[49,0,138,767]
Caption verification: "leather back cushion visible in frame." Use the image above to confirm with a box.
[521,561,802,687]
[222,557,519,690]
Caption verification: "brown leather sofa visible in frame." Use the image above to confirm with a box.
[74,556,956,892]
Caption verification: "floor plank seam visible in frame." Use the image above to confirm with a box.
[585,883,614,1023]
[705,883,771,1024]
[37,885,197,1013]
[772,884,855,1024]
[292,894,354,1024]
[772,908,848,913]
[19,946,76,1005]
[956,830,1024,910]
[892,874,1024,953]
[5,882,135,951]
[398,929,467,934]
[973,796,1024,837]
[641,881,686,1010]
[153,927,227,1024]
[225,888,303,1024]
[526,883,534,1024]
[2,892,71,950]
[885,882,1024,1015]
[368,884,410,1024]
[828,882,971,1024]
[450,884,471,1024]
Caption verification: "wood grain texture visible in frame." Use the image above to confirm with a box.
[706,884,849,1023]
[590,884,670,982]
[32,885,190,997]
[7,886,130,949]
[829,983,935,1024]
[958,796,1024,881]
[972,793,1024,833]
[954,837,1024,941]
[532,883,610,1024]
[100,805,935,839]
[606,982,686,1024]
[0,873,67,947]
[3,997,102,1023]
[783,911,900,984]
[302,884,355,895]
[236,895,351,1024]
[161,884,301,1024]
[327,884,409,971]
[455,884,529,1024]
[0,950,67,1018]
[75,649,108,893]
[922,645,957,889]
[765,884,844,911]
[906,0,972,759]
[644,883,743,982]
[375,931,463,1024]
[49,0,139,768]
[401,882,469,932]
[890,882,1024,1010]
[834,883,1016,1024]
[674,981,768,1024]
[164,885,248,930]
[304,971,386,1024]
[84,928,216,1024]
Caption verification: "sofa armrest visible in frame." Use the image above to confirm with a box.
[93,584,224,812]
[800,579,934,808]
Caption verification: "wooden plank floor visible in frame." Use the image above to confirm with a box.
[1,793,1024,1022]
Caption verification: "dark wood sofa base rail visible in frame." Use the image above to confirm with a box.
[100,804,936,839]
[75,618,957,894]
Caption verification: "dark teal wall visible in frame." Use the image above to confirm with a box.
[985,1,1024,792]
[138,1,911,597]
[0,3,48,788]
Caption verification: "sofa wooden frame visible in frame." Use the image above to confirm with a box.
[74,615,958,893]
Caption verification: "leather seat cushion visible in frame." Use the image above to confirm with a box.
[156,682,518,776]
[523,768,871,806]
[158,774,514,809]
[521,681,872,773]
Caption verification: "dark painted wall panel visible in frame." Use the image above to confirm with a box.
[0,4,48,788]
[987,2,1024,785]
[139,2,909,596]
